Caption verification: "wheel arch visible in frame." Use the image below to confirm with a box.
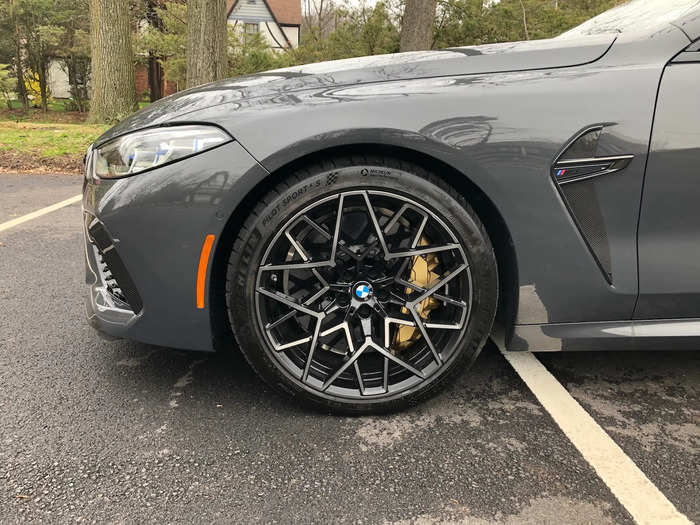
[209,143,519,351]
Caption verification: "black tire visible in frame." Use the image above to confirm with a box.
[226,156,498,415]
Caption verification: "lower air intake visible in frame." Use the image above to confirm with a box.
[87,219,143,313]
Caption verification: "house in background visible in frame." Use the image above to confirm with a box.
[47,61,72,100]
[227,0,302,50]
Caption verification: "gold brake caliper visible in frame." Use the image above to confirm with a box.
[392,237,440,353]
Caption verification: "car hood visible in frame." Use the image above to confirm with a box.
[96,34,615,146]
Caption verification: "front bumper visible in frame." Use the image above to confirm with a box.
[83,140,268,351]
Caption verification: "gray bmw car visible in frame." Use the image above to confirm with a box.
[83,0,700,413]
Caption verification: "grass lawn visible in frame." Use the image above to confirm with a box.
[0,121,106,157]
[0,101,151,173]
[0,109,107,174]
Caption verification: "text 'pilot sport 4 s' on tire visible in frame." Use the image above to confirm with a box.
[227,157,498,414]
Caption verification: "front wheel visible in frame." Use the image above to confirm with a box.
[227,157,498,414]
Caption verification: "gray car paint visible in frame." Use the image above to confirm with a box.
[84,11,698,352]
[636,60,700,319]
[511,318,700,352]
[95,35,616,146]
[674,6,700,39]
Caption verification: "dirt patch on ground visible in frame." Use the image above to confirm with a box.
[0,150,82,175]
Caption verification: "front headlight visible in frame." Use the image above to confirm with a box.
[93,125,232,179]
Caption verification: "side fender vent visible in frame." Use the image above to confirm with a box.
[551,126,634,283]
[552,126,633,185]
[561,181,612,279]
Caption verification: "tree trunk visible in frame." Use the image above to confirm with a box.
[519,0,530,40]
[67,57,78,108]
[13,49,28,110]
[145,0,164,101]
[399,0,437,52]
[10,0,29,110]
[148,54,163,101]
[89,0,137,123]
[186,0,227,89]
[38,58,48,112]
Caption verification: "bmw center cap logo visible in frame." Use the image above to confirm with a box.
[354,282,372,301]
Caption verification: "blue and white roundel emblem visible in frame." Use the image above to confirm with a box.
[355,284,371,300]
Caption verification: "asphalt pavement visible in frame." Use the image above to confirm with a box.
[0,173,697,524]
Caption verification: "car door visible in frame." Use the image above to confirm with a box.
[635,40,700,319]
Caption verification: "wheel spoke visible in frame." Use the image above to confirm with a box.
[322,341,369,391]
[432,293,466,308]
[302,319,323,381]
[424,323,463,330]
[261,261,332,272]
[266,270,329,331]
[410,214,428,249]
[409,307,443,365]
[383,203,409,234]
[324,301,341,315]
[383,357,389,392]
[273,336,313,352]
[301,213,359,261]
[386,292,408,307]
[387,244,460,260]
[304,286,328,306]
[407,264,468,307]
[363,191,390,259]
[305,269,329,304]
[353,361,366,395]
[392,217,427,280]
[256,287,323,318]
[384,317,416,348]
[395,278,467,308]
[371,341,425,379]
[266,310,296,330]
[320,322,355,353]
[395,257,413,284]
[285,230,310,261]
[329,194,345,264]
[300,214,331,239]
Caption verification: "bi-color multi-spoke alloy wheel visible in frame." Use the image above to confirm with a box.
[227,157,498,414]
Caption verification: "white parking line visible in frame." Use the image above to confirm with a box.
[0,194,82,233]
[502,350,691,525]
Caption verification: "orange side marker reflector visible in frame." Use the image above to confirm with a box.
[196,234,216,309]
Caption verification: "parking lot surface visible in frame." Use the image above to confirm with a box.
[1,174,698,524]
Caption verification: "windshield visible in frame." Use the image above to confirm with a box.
[559,0,700,39]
